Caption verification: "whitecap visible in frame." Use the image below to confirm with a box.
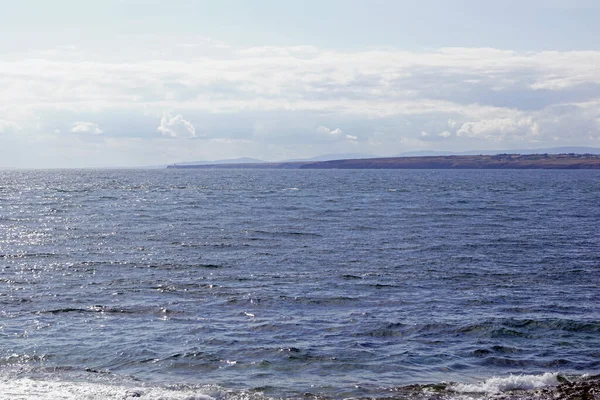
[0,377,265,400]
[450,372,559,393]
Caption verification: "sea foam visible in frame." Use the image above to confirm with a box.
[450,372,559,393]
[0,377,262,400]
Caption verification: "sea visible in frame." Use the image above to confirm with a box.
[0,168,598,399]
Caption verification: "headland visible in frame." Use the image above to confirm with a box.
[167,153,600,169]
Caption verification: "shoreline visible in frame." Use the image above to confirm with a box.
[0,369,599,399]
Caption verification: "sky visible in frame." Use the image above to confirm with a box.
[2,0,600,168]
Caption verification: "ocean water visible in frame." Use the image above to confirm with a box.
[0,169,599,399]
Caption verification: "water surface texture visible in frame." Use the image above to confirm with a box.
[0,169,599,399]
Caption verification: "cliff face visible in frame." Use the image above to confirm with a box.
[167,154,600,169]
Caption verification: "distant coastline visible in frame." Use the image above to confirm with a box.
[167,153,600,169]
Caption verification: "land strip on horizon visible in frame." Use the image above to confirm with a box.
[167,153,600,169]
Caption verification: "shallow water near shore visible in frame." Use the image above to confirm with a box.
[0,169,599,399]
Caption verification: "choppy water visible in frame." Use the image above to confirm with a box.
[0,169,599,399]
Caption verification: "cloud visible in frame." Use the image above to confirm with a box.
[157,113,196,138]
[71,121,103,135]
[456,116,539,140]
[2,46,600,118]
[317,126,343,135]
[418,127,454,142]
[2,43,600,166]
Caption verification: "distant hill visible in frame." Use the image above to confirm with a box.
[169,147,600,169]
[173,154,376,166]
[282,153,377,162]
[172,157,265,166]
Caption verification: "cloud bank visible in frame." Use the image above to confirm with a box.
[1,43,600,167]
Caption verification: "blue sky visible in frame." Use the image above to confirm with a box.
[2,0,600,167]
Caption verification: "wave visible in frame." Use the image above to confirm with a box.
[0,378,259,400]
[0,366,266,400]
[450,372,559,393]
[407,373,600,399]
[0,364,599,399]
[0,252,57,259]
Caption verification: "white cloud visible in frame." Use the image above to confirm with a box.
[457,116,539,140]
[71,121,103,135]
[317,126,343,135]
[157,113,196,138]
[1,46,600,118]
[1,42,600,166]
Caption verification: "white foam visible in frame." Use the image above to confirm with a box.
[0,377,264,400]
[450,372,559,394]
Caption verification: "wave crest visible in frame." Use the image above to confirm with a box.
[450,372,559,393]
